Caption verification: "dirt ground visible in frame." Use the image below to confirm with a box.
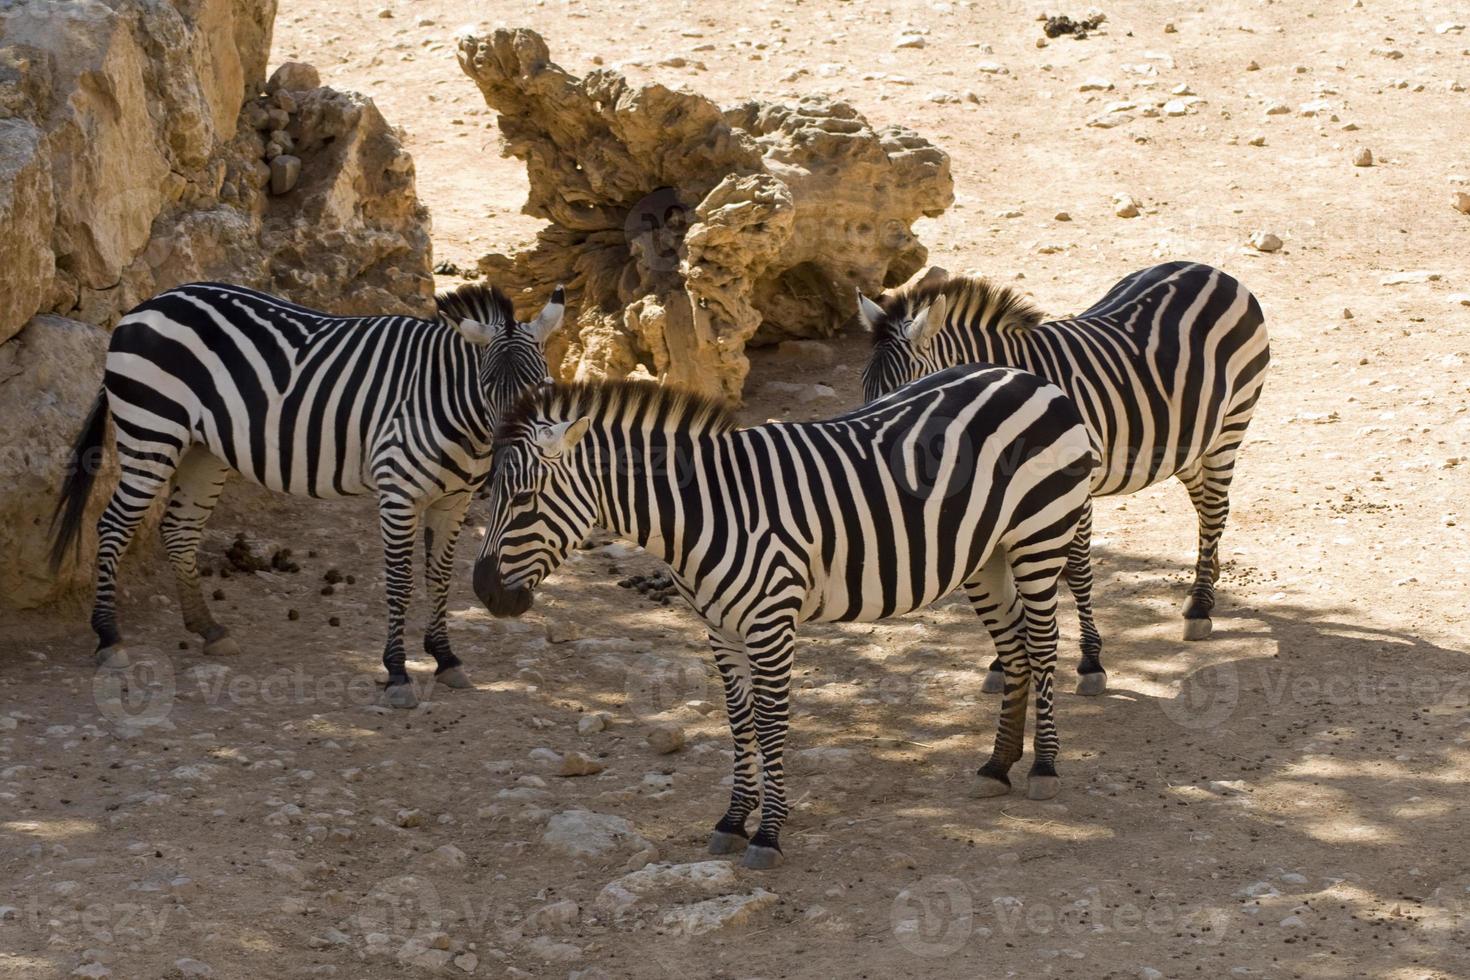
[4,0,1470,977]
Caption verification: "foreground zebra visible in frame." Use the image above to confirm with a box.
[860,261,1270,694]
[50,280,563,707]
[473,367,1094,867]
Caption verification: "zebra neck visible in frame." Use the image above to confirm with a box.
[588,423,729,568]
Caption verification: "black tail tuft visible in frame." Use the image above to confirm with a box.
[48,390,110,573]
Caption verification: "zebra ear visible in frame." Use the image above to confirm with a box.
[904,294,948,349]
[526,284,566,344]
[535,417,591,457]
[456,317,499,346]
[856,290,886,332]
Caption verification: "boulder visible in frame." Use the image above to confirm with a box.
[542,810,650,861]
[0,317,116,608]
[458,28,952,399]
[0,0,434,608]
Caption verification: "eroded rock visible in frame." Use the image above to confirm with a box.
[457,28,952,399]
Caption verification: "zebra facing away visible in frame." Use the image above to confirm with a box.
[49,280,564,708]
[860,261,1270,695]
[472,366,1095,868]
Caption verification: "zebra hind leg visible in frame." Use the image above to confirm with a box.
[90,439,183,667]
[1014,561,1065,801]
[377,492,422,708]
[422,496,472,691]
[706,633,760,856]
[1067,498,1107,695]
[963,555,1029,798]
[161,448,237,657]
[1178,446,1240,641]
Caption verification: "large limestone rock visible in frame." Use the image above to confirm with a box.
[458,28,953,399]
[0,0,434,608]
[0,316,117,609]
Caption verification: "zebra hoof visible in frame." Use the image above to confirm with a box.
[381,683,418,709]
[1182,617,1213,641]
[980,670,1005,695]
[95,645,130,669]
[707,830,749,856]
[740,845,783,870]
[203,635,240,657]
[970,774,1012,798]
[1026,775,1060,801]
[435,666,472,689]
[1075,671,1108,696]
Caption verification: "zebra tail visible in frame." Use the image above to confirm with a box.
[48,389,110,573]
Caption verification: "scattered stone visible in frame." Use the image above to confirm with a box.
[1453,191,1470,215]
[1265,102,1290,115]
[1352,146,1373,167]
[71,965,110,979]
[267,62,321,94]
[577,713,609,735]
[453,953,478,973]
[1054,211,1072,221]
[395,808,424,828]
[1079,77,1113,91]
[173,959,213,978]
[542,810,650,860]
[558,751,605,777]
[1112,193,1140,218]
[1450,294,1470,307]
[647,723,685,755]
[525,936,582,962]
[1248,134,1267,146]
[661,889,779,936]
[1246,59,1260,71]
[596,860,738,912]
[429,844,467,869]
[269,154,301,195]
[524,898,580,933]
[1341,308,1354,319]
[894,33,927,49]
[1248,231,1283,252]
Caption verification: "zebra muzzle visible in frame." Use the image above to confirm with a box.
[473,559,534,617]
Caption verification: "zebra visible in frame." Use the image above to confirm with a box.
[471,366,1095,868]
[49,280,564,708]
[859,261,1270,695]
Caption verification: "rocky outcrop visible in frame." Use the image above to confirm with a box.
[0,0,434,608]
[459,28,952,400]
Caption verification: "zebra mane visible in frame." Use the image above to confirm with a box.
[874,273,1045,343]
[499,380,739,443]
[435,282,516,326]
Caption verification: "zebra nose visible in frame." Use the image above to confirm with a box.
[473,558,533,617]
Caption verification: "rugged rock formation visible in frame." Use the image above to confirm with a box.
[458,28,953,399]
[0,0,434,608]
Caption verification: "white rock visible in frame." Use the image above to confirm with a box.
[1140,969,1164,980]
[429,844,468,869]
[577,713,609,734]
[453,953,478,973]
[1279,914,1306,928]
[646,723,685,755]
[660,889,779,936]
[71,965,110,979]
[596,860,738,912]
[1248,231,1283,252]
[1113,193,1140,218]
[894,34,927,49]
[1352,146,1373,167]
[1380,271,1439,285]
[525,936,582,961]
[543,810,650,860]
[524,898,580,933]
[173,960,213,978]
[1079,77,1113,91]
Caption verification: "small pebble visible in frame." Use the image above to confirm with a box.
[646,723,685,755]
[1248,231,1283,252]
[1352,146,1373,167]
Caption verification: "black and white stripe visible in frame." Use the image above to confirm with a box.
[472,366,1094,867]
[50,280,563,706]
[860,261,1270,693]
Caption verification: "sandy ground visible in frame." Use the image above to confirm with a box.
[4,0,1470,977]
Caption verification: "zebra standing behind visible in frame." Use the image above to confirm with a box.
[472,366,1094,868]
[50,280,564,708]
[860,261,1270,695]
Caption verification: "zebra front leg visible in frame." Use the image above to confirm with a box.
[1178,448,1238,640]
[964,556,1029,797]
[90,442,182,667]
[422,494,472,691]
[741,618,796,870]
[161,448,237,657]
[1015,568,1064,801]
[706,632,760,856]
[1067,498,1106,695]
[377,492,422,708]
